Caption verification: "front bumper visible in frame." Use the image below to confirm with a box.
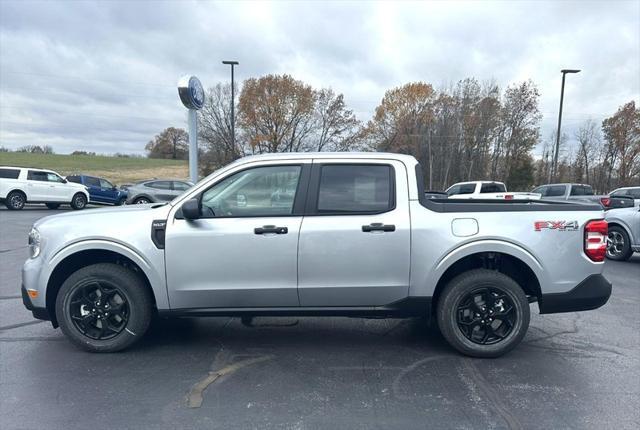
[21,283,52,322]
[539,274,612,314]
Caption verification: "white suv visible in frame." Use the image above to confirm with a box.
[0,166,90,210]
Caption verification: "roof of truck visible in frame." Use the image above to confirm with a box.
[234,152,419,164]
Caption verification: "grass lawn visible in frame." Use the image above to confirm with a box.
[0,152,188,185]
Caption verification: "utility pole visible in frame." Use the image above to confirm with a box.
[550,69,581,182]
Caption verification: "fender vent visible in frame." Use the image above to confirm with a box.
[151,220,167,249]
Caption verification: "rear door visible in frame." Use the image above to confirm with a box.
[98,178,117,203]
[145,181,174,201]
[297,159,411,306]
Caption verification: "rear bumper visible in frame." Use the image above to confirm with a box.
[21,283,52,322]
[539,274,612,314]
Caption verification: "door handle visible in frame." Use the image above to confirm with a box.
[362,223,395,232]
[254,225,288,235]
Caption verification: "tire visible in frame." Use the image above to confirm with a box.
[134,197,150,204]
[436,269,530,358]
[70,193,87,210]
[46,203,60,210]
[55,263,153,352]
[607,226,633,261]
[6,191,26,210]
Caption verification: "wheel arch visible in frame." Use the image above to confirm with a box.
[6,188,27,200]
[45,244,166,326]
[427,241,545,314]
[607,221,634,243]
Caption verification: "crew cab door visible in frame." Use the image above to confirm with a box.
[165,161,310,309]
[297,159,411,306]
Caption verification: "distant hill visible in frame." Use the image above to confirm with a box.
[0,153,188,185]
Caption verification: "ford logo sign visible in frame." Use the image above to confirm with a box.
[178,75,205,110]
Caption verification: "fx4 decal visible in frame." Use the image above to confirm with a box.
[534,220,579,231]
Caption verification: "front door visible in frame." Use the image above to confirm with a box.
[297,160,411,306]
[165,162,309,310]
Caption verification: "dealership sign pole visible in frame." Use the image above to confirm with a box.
[178,76,205,184]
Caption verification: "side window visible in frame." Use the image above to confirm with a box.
[46,173,64,183]
[0,168,20,179]
[458,184,476,195]
[610,189,626,197]
[27,170,49,182]
[173,181,191,191]
[201,165,301,217]
[99,179,113,189]
[480,183,506,193]
[85,177,101,187]
[146,181,171,190]
[66,175,81,184]
[629,189,640,199]
[316,164,393,214]
[546,186,566,197]
[446,185,460,196]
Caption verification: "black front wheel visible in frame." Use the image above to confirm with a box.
[436,269,530,358]
[70,193,87,210]
[56,264,153,352]
[606,226,633,261]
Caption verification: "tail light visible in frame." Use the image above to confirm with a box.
[504,194,514,200]
[584,220,607,262]
[600,197,611,208]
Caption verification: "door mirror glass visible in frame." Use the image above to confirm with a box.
[182,198,202,220]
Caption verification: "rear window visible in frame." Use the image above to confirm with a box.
[480,183,506,193]
[316,164,393,214]
[629,189,640,198]
[173,181,191,191]
[0,168,20,179]
[570,185,594,196]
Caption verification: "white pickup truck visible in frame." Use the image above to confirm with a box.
[21,153,611,357]
[446,181,541,200]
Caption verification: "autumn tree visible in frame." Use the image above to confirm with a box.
[602,101,640,187]
[145,127,189,160]
[198,84,244,174]
[238,74,315,153]
[314,88,360,151]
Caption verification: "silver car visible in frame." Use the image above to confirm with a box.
[605,205,640,260]
[21,153,611,358]
[125,179,193,204]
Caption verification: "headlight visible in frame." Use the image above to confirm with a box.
[28,227,41,258]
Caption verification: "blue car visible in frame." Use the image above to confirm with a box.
[66,174,128,205]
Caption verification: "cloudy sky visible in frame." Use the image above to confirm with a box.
[0,0,638,155]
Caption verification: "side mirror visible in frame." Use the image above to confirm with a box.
[62,178,68,183]
[182,198,202,220]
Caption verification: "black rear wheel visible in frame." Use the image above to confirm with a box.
[6,191,26,210]
[134,197,150,204]
[437,269,530,358]
[56,263,153,352]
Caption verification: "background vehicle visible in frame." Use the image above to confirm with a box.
[446,181,541,200]
[605,206,640,261]
[609,186,640,207]
[0,166,89,210]
[533,183,634,210]
[125,179,193,204]
[22,153,611,358]
[66,174,128,206]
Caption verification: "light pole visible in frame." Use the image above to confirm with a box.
[551,69,581,182]
[222,60,239,147]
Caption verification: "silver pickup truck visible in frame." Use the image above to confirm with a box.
[22,153,612,357]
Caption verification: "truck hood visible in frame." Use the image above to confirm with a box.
[33,204,172,258]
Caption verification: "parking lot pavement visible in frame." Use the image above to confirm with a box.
[1,208,639,430]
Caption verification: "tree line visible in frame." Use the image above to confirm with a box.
[143,74,639,192]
